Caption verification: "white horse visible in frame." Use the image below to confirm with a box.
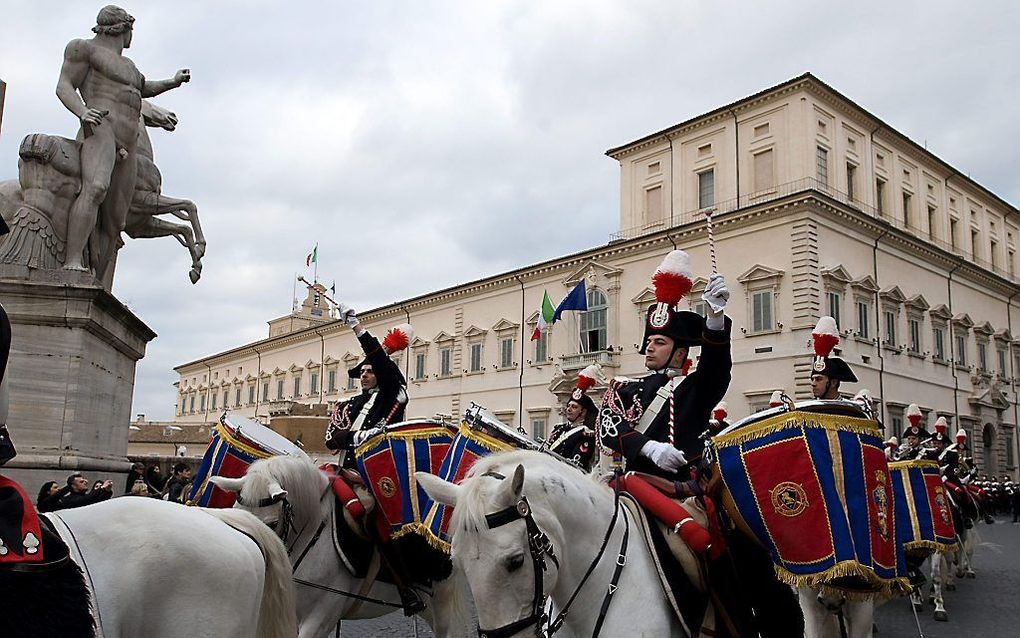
[40,496,297,638]
[799,587,876,638]
[418,450,715,638]
[211,455,470,638]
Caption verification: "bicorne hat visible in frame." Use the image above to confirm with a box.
[902,403,929,440]
[811,316,857,383]
[639,250,704,353]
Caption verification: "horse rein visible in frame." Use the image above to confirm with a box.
[477,470,629,638]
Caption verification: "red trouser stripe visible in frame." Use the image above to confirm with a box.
[615,474,711,554]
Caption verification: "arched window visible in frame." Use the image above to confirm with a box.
[579,288,608,353]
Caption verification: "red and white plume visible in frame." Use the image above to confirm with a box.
[854,388,873,405]
[933,416,948,435]
[812,316,840,357]
[769,390,784,407]
[956,428,968,442]
[382,323,414,354]
[885,436,899,449]
[651,250,694,305]
[906,403,922,428]
[575,363,603,392]
[712,401,728,421]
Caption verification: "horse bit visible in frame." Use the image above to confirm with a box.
[478,470,628,638]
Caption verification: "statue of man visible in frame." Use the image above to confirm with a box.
[55,5,190,276]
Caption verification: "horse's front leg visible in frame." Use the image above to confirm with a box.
[799,588,839,638]
[931,554,948,622]
[845,600,874,638]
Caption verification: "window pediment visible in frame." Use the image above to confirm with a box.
[410,336,431,349]
[434,331,456,344]
[463,325,488,339]
[929,304,952,321]
[492,318,520,334]
[323,355,338,365]
[341,352,360,365]
[288,363,303,373]
[905,294,930,312]
[951,313,974,329]
[820,265,853,288]
[272,367,286,376]
[879,286,906,304]
[526,310,541,324]
[736,264,784,286]
[850,275,879,294]
[562,260,622,287]
[631,287,657,306]
[973,321,994,337]
[994,329,1012,343]
[245,374,256,382]
[305,360,320,370]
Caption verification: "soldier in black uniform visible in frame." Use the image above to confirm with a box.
[808,316,857,399]
[598,251,732,474]
[895,404,930,461]
[545,363,599,471]
[324,305,411,465]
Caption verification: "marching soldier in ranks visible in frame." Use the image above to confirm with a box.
[884,436,899,461]
[324,306,412,465]
[545,364,600,471]
[809,316,857,399]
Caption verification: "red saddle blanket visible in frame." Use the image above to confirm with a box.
[0,475,44,564]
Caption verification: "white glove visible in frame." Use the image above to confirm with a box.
[640,440,687,472]
[702,273,729,315]
[352,427,382,446]
[337,303,359,329]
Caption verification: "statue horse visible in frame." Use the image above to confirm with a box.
[7,496,297,638]
[212,454,470,638]
[0,100,205,283]
[418,450,714,638]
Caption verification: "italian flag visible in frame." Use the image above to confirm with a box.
[305,244,317,267]
[530,291,555,341]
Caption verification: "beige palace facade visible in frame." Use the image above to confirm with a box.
[175,73,1020,478]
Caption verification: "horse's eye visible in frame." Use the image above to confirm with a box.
[505,552,525,573]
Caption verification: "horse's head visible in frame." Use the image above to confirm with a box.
[210,455,326,542]
[140,100,178,131]
[419,451,582,637]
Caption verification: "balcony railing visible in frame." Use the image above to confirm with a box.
[609,177,1018,282]
[560,350,619,371]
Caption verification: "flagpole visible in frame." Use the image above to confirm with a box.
[313,243,318,284]
[292,272,297,312]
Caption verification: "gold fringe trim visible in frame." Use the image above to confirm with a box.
[712,411,881,448]
[389,521,452,553]
[456,422,517,453]
[214,422,274,460]
[904,539,958,555]
[887,459,939,472]
[773,560,912,600]
[354,426,457,458]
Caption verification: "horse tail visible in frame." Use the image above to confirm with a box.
[206,509,298,638]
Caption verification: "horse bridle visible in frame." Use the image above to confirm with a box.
[235,491,298,544]
[477,471,628,638]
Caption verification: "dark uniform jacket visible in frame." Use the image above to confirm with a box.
[325,330,407,458]
[547,422,596,471]
[598,317,731,478]
[57,488,112,510]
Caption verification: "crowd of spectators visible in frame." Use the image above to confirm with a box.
[35,462,195,512]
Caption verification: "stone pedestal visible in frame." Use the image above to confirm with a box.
[0,266,156,488]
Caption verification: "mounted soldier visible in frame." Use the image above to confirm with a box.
[545,363,600,471]
[895,403,930,461]
[809,316,857,400]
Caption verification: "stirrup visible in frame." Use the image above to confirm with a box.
[400,588,426,616]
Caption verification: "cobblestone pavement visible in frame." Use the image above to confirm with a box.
[874,516,1019,637]
[336,517,1019,637]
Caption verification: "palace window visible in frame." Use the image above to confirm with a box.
[998,348,1008,377]
[815,146,829,184]
[189,395,195,413]
[846,163,857,201]
[909,318,921,354]
[955,334,968,367]
[469,343,484,373]
[414,352,426,380]
[310,372,318,393]
[346,374,356,391]
[902,192,913,227]
[262,381,270,402]
[292,376,301,397]
[440,347,452,377]
[235,387,242,407]
[856,300,870,339]
[698,169,715,209]
[328,370,337,392]
[211,393,217,410]
[534,330,549,363]
[200,394,206,411]
[277,379,285,400]
[752,290,774,333]
[579,288,609,352]
[753,149,774,192]
[531,417,547,441]
[977,342,988,372]
[884,310,897,345]
[876,178,886,215]
[933,327,946,361]
[827,291,842,330]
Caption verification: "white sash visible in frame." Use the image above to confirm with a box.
[635,375,685,434]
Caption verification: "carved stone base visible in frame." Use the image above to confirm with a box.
[0,270,156,488]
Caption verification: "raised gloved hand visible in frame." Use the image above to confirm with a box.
[702,273,729,315]
[336,303,359,329]
[640,440,687,472]
[352,427,382,447]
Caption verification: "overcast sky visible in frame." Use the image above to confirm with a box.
[2,1,1019,420]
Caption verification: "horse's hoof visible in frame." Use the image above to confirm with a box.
[966,571,975,579]
[189,269,201,284]
[955,570,965,579]
[946,582,956,591]
[912,601,924,612]
[934,610,949,622]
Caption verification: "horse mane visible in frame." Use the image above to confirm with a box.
[449,449,610,539]
[243,455,327,529]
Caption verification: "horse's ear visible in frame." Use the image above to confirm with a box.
[267,480,287,502]
[209,475,245,493]
[511,464,525,499]
[416,472,461,507]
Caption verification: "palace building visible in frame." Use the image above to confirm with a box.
[174,73,1020,477]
